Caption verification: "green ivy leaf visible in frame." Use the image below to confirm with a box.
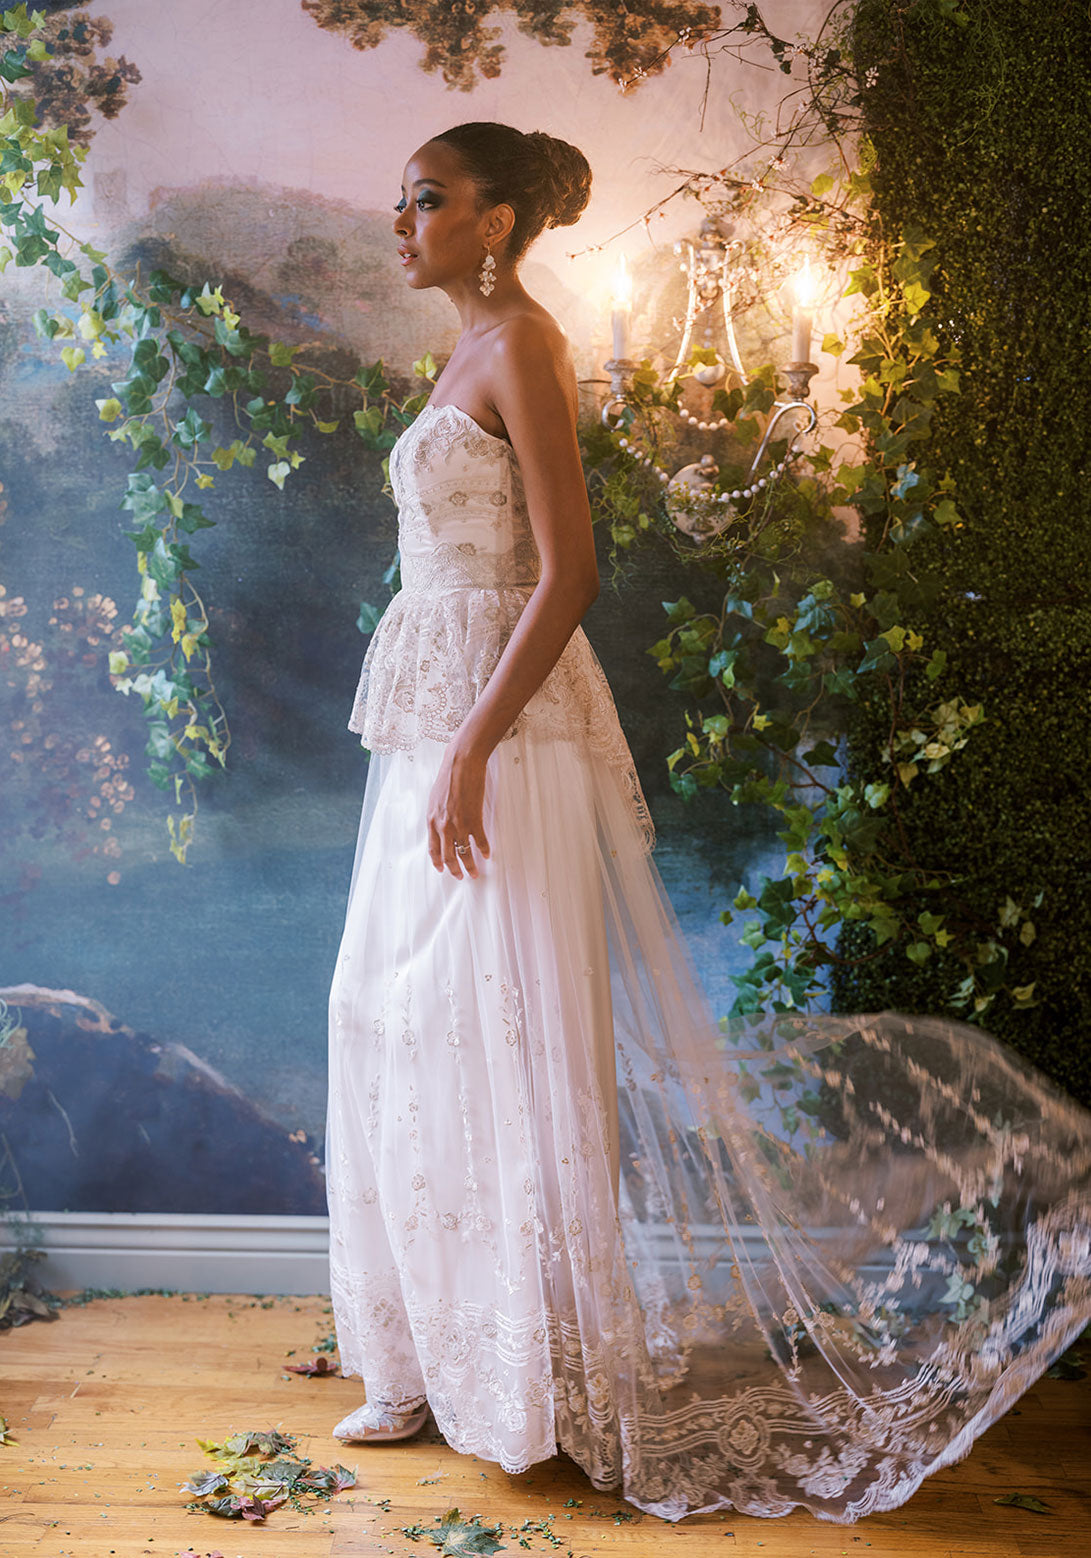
[662,596,696,624]
[172,407,211,449]
[407,1506,507,1555]
[355,360,389,397]
[857,637,897,675]
[902,279,931,314]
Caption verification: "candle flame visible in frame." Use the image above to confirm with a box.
[611,253,632,310]
[793,256,817,308]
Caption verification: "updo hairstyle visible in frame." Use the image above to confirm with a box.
[431,122,592,261]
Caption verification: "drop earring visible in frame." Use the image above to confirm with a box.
[478,241,496,297]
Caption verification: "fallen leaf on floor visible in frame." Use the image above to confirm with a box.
[586,1505,638,1522]
[180,1470,231,1497]
[181,1425,357,1523]
[993,1492,1053,1514]
[205,1490,288,1520]
[197,1428,295,1458]
[400,1505,507,1554]
[0,1243,61,1330]
[1046,1352,1086,1380]
[295,1461,356,1494]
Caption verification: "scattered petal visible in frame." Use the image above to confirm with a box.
[284,1354,340,1376]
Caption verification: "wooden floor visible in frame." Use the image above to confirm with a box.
[0,1292,1088,1558]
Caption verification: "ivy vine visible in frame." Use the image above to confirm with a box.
[571,0,1042,1028]
[1,5,425,861]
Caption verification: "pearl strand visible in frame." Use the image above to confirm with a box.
[677,411,733,432]
[615,436,802,502]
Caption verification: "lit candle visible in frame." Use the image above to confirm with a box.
[791,257,816,364]
[611,254,632,361]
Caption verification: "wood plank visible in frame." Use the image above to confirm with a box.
[0,1291,1086,1557]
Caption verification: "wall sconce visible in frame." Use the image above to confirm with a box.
[602,223,821,541]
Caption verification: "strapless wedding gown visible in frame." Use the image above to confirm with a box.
[325,400,1091,1523]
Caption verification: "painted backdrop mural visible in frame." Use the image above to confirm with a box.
[1,0,841,1215]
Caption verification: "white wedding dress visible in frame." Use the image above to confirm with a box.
[325,400,1091,1523]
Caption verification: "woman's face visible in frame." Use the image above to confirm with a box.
[393,140,496,290]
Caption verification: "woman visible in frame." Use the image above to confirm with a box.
[325,121,1091,1523]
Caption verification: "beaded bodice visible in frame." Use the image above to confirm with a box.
[347,402,654,849]
[393,402,542,593]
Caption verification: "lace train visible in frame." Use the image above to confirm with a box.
[327,400,1091,1521]
[326,728,1091,1520]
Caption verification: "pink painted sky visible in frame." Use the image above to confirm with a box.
[79,0,835,311]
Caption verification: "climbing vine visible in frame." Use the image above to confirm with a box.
[578,206,1021,1020]
[573,0,1057,1034]
[1,5,426,861]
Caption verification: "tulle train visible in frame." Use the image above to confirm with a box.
[326,725,1091,1523]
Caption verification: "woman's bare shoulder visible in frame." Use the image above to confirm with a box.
[489,308,574,409]
[491,306,570,364]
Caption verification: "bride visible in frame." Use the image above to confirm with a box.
[324,120,1091,1524]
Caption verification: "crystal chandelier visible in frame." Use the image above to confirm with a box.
[602,213,820,542]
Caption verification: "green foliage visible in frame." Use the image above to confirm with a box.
[0,1212,58,1330]
[1,8,426,860]
[574,0,1089,1096]
[834,0,1091,1099]
[180,1425,356,1522]
[302,0,722,93]
[580,238,1013,1021]
[398,1507,507,1555]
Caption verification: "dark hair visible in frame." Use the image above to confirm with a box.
[431,122,592,260]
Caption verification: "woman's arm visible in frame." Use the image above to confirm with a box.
[455,316,599,760]
[425,314,600,878]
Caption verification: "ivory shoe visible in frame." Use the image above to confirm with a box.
[332,1398,429,1443]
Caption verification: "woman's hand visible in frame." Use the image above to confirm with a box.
[426,737,492,879]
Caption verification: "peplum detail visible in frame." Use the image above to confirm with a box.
[348,401,655,850]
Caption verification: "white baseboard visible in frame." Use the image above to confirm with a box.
[2,1211,331,1296]
[3,1212,910,1301]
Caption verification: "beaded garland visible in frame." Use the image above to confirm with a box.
[613,429,801,504]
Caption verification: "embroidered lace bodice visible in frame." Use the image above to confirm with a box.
[349,401,654,847]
